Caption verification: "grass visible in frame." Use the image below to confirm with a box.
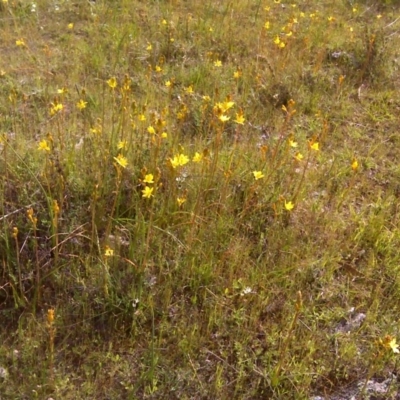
[1,0,400,398]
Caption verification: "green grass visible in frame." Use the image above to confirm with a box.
[1,0,400,398]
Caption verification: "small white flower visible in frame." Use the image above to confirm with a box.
[240,287,253,296]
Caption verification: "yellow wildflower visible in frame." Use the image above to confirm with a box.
[113,154,128,169]
[351,159,358,171]
[117,141,127,150]
[143,174,154,184]
[177,197,186,206]
[107,77,117,89]
[170,153,189,168]
[234,112,245,125]
[309,141,319,151]
[185,85,194,94]
[219,114,230,122]
[214,60,222,67]
[147,126,156,135]
[390,338,400,354]
[284,200,294,211]
[76,99,87,110]
[192,152,203,163]
[142,186,154,199]
[104,246,114,257]
[294,152,304,161]
[233,70,242,79]
[253,171,264,180]
[38,139,50,152]
[16,38,25,47]
[50,102,63,115]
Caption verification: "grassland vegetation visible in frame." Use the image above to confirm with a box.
[1,0,400,398]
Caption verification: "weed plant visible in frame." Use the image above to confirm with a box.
[1,0,400,398]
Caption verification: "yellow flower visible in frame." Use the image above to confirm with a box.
[50,102,63,115]
[253,171,264,180]
[68,23,74,29]
[117,140,127,150]
[389,338,400,354]
[57,87,68,94]
[203,95,211,102]
[185,85,194,94]
[114,154,128,169]
[294,152,304,161]
[289,139,298,148]
[177,197,186,206]
[274,36,281,45]
[16,38,25,47]
[38,139,50,152]
[264,21,270,29]
[104,246,114,257]
[284,200,294,211]
[214,60,222,67]
[155,65,162,72]
[327,16,335,22]
[107,77,117,89]
[161,132,168,139]
[147,126,156,134]
[142,186,154,199]
[215,100,235,114]
[381,335,400,354]
[219,114,230,122]
[138,114,146,121]
[76,99,87,110]
[351,159,358,171]
[192,152,203,163]
[234,113,245,125]
[233,70,242,79]
[143,174,154,184]
[146,43,152,51]
[165,80,172,87]
[170,153,189,168]
[309,141,319,151]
